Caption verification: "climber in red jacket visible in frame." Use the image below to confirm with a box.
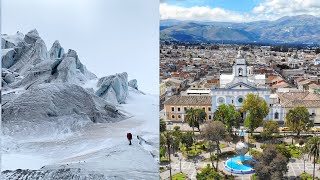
[127,133,133,145]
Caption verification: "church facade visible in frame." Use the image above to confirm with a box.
[211,52,277,122]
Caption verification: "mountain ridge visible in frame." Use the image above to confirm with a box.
[160,14,320,43]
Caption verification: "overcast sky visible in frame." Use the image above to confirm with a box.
[2,0,159,94]
[161,0,320,22]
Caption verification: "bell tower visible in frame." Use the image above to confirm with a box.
[233,51,247,77]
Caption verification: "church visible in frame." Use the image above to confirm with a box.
[211,51,274,122]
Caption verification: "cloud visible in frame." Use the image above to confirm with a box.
[160,0,320,22]
[253,0,320,17]
[160,3,255,22]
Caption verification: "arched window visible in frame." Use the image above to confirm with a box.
[238,68,243,76]
[172,115,175,119]
[274,112,279,119]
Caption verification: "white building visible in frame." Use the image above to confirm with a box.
[219,52,266,88]
[212,51,277,122]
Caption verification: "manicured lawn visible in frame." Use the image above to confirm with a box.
[219,143,226,149]
[286,145,302,159]
[299,172,317,180]
[173,173,188,180]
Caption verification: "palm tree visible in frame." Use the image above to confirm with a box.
[194,108,206,133]
[185,108,206,135]
[185,108,198,136]
[306,136,320,180]
[185,108,206,151]
[161,131,174,180]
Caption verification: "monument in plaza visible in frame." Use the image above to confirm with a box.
[224,128,255,174]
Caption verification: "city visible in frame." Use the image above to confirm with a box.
[160,44,320,180]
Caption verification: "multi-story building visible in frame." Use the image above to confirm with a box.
[163,96,213,122]
[277,92,320,124]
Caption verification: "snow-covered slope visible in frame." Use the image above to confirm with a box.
[2,88,159,179]
[1,30,159,179]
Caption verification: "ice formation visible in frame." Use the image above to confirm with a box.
[128,79,138,90]
[95,72,129,104]
[1,30,158,179]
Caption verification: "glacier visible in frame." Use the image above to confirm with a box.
[128,79,138,90]
[1,30,159,179]
[95,73,129,104]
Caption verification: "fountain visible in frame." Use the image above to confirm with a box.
[224,128,255,174]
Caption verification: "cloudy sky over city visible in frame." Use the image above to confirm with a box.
[160,0,320,22]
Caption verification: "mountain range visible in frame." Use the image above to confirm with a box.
[160,15,320,44]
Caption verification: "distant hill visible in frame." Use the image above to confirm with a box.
[160,15,320,44]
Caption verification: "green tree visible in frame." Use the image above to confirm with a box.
[275,144,291,159]
[306,136,320,180]
[185,108,206,151]
[254,145,289,180]
[196,164,222,180]
[173,126,180,131]
[241,94,270,136]
[213,104,240,134]
[194,108,207,132]
[161,131,174,179]
[160,119,166,132]
[286,107,312,136]
[185,108,207,135]
[262,121,279,139]
[202,121,226,171]
[181,131,194,154]
[172,127,182,154]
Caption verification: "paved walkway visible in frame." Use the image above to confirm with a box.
[160,145,320,180]
[287,158,320,178]
[161,156,320,180]
[161,125,320,179]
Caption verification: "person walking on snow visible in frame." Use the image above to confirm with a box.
[127,133,133,145]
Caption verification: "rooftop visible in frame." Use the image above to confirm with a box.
[164,95,212,105]
[278,92,320,108]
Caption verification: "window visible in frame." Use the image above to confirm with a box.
[218,97,225,104]
[209,115,212,120]
[238,68,243,76]
[177,107,181,112]
[172,115,175,119]
[208,107,211,111]
[275,112,279,119]
[178,115,181,119]
[202,107,205,110]
[238,97,243,103]
[184,107,187,111]
[171,107,174,112]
